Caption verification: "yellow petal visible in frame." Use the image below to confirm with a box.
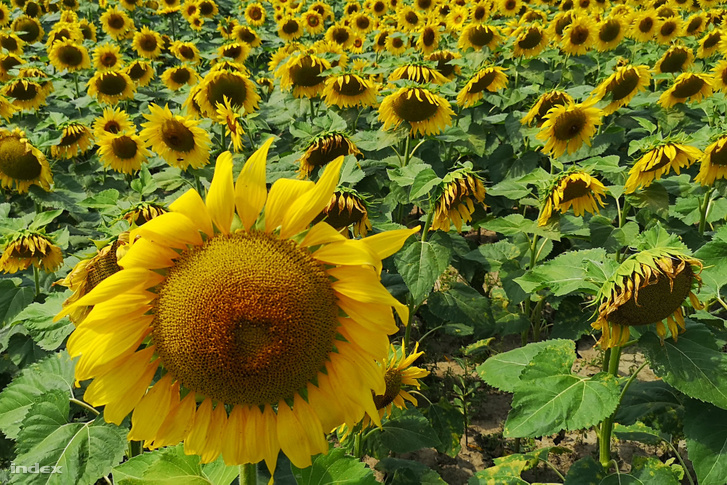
[330,266,408,323]
[235,137,274,230]
[266,179,314,233]
[200,403,226,463]
[118,238,178,270]
[241,405,264,465]
[169,188,213,238]
[276,401,313,469]
[337,317,390,360]
[306,382,347,433]
[150,391,196,449]
[260,405,280,477]
[336,294,399,334]
[221,405,245,466]
[301,221,347,248]
[185,398,213,457]
[280,156,344,239]
[363,226,420,260]
[312,240,379,269]
[139,212,204,248]
[207,151,235,234]
[128,374,174,442]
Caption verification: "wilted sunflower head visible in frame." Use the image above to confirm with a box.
[121,202,167,227]
[315,188,372,237]
[431,166,487,232]
[278,53,331,98]
[538,171,607,226]
[0,231,63,274]
[624,141,703,193]
[389,63,448,85]
[427,50,461,79]
[379,86,454,136]
[592,247,703,349]
[195,69,260,116]
[323,73,377,109]
[0,127,52,193]
[456,66,508,108]
[657,72,714,109]
[299,132,361,178]
[51,123,93,159]
[592,64,651,115]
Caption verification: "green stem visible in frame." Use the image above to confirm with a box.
[403,299,414,351]
[70,398,99,415]
[33,266,40,298]
[599,345,622,470]
[402,135,412,167]
[309,98,317,123]
[539,458,566,482]
[353,431,363,458]
[171,15,177,40]
[420,196,435,242]
[698,186,714,235]
[127,440,142,459]
[664,440,695,485]
[239,463,257,485]
[73,72,80,99]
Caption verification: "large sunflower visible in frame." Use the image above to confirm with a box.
[560,16,596,55]
[1,232,62,274]
[12,16,44,43]
[278,53,331,99]
[521,90,574,126]
[535,100,603,158]
[456,66,508,108]
[654,45,694,74]
[97,132,150,174]
[298,132,361,178]
[695,136,727,185]
[538,171,607,226]
[592,249,702,349]
[379,87,454,137]
[323,73,378,108]
[58,142,417,475]
[431,167,487,232]
[624,142,703,193]
[657,72,714,108]
[195,69,260,116]
[51,123,93,159]
[88,70,136,105]
[591,64,651,115]
[133,27,163,59]
[244,2,266,26]
[0,128,51,192]
[140,103,211,170]
[48,39,90,72]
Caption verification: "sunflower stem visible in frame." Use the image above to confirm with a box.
[353,431,363,459]
[598,345,622,471]
[73,72,80,99]
[698,186,714,235]
[420,196,435,242]
[171,15,177,40]
[128,440,142,459]
[309,98,317,123]
[402,135,411,167]
[33,266,40,298]
[70,398,99,415]
[239,463,257,485]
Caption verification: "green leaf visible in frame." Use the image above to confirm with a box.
[504,348,621,438]
[684,400,727,485]
[613,422,668,445]
[292,448,377,485]
[409,168,442,200]
[476,339,573,393]
[564,455,680,485]
[13,391,127,485]
[467,454,531,485]
[640,323,727,410]
[394,233,452,305]
[481,214,560,241]
[387,163,431,188]
[113,444,238,485]
[423,398,464,458]
[694,239,727,300]
[29,210,64,230]
[376,406,441,454]
[0,351,75,439]
[514,248,608,296]
[375,458,446,484]
[12,292,74,351]
[615,381,682,426]
[78,189,120,210]
[0,279,34,326]
[427,283,495,338]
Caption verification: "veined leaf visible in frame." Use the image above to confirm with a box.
[292,448,377,485]
[394,233,452,306]
[375,406,441,454]
[684,400,727,485]
[514,248,609,296]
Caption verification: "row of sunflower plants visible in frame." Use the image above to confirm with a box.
[0,0,727,483]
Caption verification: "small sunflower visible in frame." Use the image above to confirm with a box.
[456,66,508,108]
[385,33,409,55]
[121,202,167,227]
[630,9,657,42]
[171,41,200,64]
[0,4,10,27]
[298,132,361,178]
[214,96,244,152]
[458,23,500,51]
[521,90,574,126]
[512,24,549,58]
[88,70,136,105]
[0,32,24,55]
[323,73,377,108]
[560,16,596,55]
[431,167,487,232]
[398,5,423,31]
[48,39,90,72]
[624,142,703,193]
[12,16,44,43]
[57,142,417,475]
[351,12,373,33]
[94,43,124,71]
[427,50,461,79]
[595,17,625,51]
[125,60,155,87]
[51,123,93,159]
[97,132,149,174]
[162,66,199,91]
[712,59,727,92]
[278,53,331,99]
[446,6,469,32]
[140,103,211,170]
[379,87,454,137]
[100,7,133,40]
[538,171,607,226]
[470,2,490,24]
[278,15,304,41]
[654,45,694,74]
[389,64,448,85]
[326,24,354,49]
[592,249,702,349]
[535,100,603,158]
[415,24,440,54]
[658,72,714,108]
[197,0,217,17]
[695,136,727,185]
[0,128,51,192]
[303,10,325,35]
[697,30,721,58]
[317,188,372,237]
[195,69,260,116]
[93,107,135,139]
[133,27,163,59]
[550,11,574,42]
[0,232,62,274]
[655,17,681,44]
[45,22,83,48]
[245,2,266,26]
[1,79,48,111]
[683,13,707,36]
[497,0,521,17]
[372,343,428,419]
[592,64,651,115]
[215,43,251,65]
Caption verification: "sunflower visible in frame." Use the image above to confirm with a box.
[379,87,454,137]
[592,64,651,115]
[550,11,574,42]
[654,44,694,74]
[368,0,388,16]
[536,100,603,158]
[445,5,469,32]
[45,22,83,47]
[11,16,44,43]
[415,24,440,54]
[170,41,201,64]
[512,24,548,58]
[456,66,508,108]
[48,39,90,72]
[216,42,251,65]
[323,73,377,108]
[197,0,217,17]
[51,123,93,159]
[278,53,331,99]
[120,0,140,11]
[592,250,702,349]
[560,16,596,55]
[0,95,16,120]
[326,24,354,49]
[1,79,48,111]
[658,72,714,108]
[397,5,423,31]
[712,59,727,92]
[126,60,155,87]
[100,7,133,40]
[0,232,62,274]
[497,0,522,17]
[630,9,657,42]
[521,90,574,127]
[683,13,707,36]
[538,171,607,226]
[0,128,51,192]
[88,70,136,105]
[233,25,262,47]
[315,189,372,237]
[389,64,447,85]
[161,66,199,91]
[214,95,244,152]
[0,32,24,55]
[139,104,210,170]
[188,14,205,31]
[458,23,500,51]
[695,136,727,185]
[302,10,325,35]
[470,2,490,23]
[299,133,361,178]
[385,33,408,55]
[57,142,417,475]
[595,17,625,51]
[97,132,150,174]
[132,27,163,59]
[93,107,134,139]
[93,43,124,71]
[181,0,199,20]
[195,69,260,116]
[697,30,722,58]
[372,343,428,419]
[427,50,461,79]
[244,2,266,26]
[655,17,681,44]
[277,15,304,41]
[122,202,167,227]
[0,3,10,27]
[624,142,702,193]
[431,167,486,232]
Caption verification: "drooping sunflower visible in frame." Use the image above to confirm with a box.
[458,23,500,51]
[48,39,90,72]
[215,43,251,65]
[51,123,93,159]
[1,79,48,111]
[278,15,304,41]
[316,188,372,237]
[0,127,51,192]
[214,95,244,152]
[93,107,135,139]
[0,232,62,274]
[682,13,707,36]
[161,66,199,91]
[427,50,461,79]
[654,45,694,74]
[535,100,603,158]
[323,73,377,109]
[195,69,260,116]
[100,7,133,40]
[624,142,703,193]
[630,9,657,42]
[592,249,702,349]
[521,90,574,126]
[512,24,548,58]
[538,171,607,226]
[379,87,454,137]
[133,27,163,59]
[121,202,167,227]
[140,104,211,170]
[389,64,448,85]
[278,53,331,99]
[655,17,681,44]
[298,132,361,178]
[94,43,124,71]
[695,136,727,185]
[171,41,200,64]
[245,2,266,26]
[560,16,596,55]
[88,70,136,105]
[12,16,44,43]
[550,11,574,42]
[371,343,428,420]
[97,132,150,174]
[45,22,83,48]
[657,72,714,108]
[595,17,625,51]
[592,64,651,115]
[456,66,508,108]
[697,30,721,58]
[125,60,155,87]
[431,167,487,232]
[58,142,417,475]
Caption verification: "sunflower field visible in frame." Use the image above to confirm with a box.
[2,0,727,483]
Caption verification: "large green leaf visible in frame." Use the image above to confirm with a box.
[640,323,727,410]
[615,380,683,426]
[504,346,620,438]
[11,292,74,351]
[394,233,452,305]
[684,400,727,485]
[0,352,75,439]
[427,283,495,338]
[12,390,127,485]
[481,214,560,241]
[292,448,377,485]
[0,279,34,327]
[375,458,446,485]
[476,339,573,393]
[564,456,681,485]
[514,248,608,296]
[467,452,545,485]
[375,406,441,454]
[113,444,238,485]
[422,398,464,458]
[694,238,727,301]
